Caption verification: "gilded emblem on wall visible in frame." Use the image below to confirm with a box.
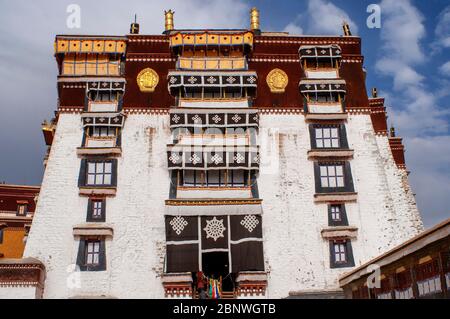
[137,68,159,92]
[266,68,288,93]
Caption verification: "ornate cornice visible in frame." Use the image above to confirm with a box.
[165,199,262,206]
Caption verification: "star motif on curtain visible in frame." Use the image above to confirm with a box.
[203,217,226,242]
[169,153,180,164]
[226,76,236,84]
[172,114,181,123]
[192,114,202,124]
[234,153,244,163]
[187,76,197,84]
[210,154,223,165]
[231,114,241,123]
[170,216,188,235]
[247,76,256,84]
[212,115,221,124]
[206,76,217,84]
[240,215,259,233]
[190,153,201,165]
[169,76,178,84]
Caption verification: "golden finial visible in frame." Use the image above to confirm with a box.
[372,87,378,98]
[250,7,260,31]
[164,9,175,32]
[390,125,396,137]
[130,14,139,34]
[343,20,352,36]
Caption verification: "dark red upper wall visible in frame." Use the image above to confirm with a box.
[120,34,368,110]
[55,34,369,110]
[0,185,40,213]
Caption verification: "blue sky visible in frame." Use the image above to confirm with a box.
[0,0,449,227]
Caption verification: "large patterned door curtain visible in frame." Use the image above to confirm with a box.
[165,214,264,274]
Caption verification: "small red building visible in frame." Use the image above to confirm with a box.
[0,184,40,258]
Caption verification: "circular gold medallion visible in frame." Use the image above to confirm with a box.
[137,68,159,92]
[266,68,288,93]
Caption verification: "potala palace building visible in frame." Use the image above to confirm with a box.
[0,8,423,299]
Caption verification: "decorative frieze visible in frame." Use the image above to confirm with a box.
[167,145,259,170]
[170,109,258,128]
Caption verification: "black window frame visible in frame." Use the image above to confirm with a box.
[16,204,28,217]
[328,204,349,226]
[86,198,106,222]
[82,127,121,148]
[329,239,355,268]
[78,158,118,188]
[0,228,3,244]
[314,161,354,193]
[180,169,249,187]
[309,124,348,150]
[76,238,106,271]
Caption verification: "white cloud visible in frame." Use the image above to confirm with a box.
[379,0,426,64]
[406,136,450,227]
[435,5,450,48]
[375,59,424,90]
[439,61,450,75]
[282,0,358,36]
[375,0,447,136]
[283,22,303,35]
[375,0,450,227]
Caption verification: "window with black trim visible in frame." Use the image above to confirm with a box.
[328,204,349,226]
[91,126,116,137]
[76,238,106,271]
[330,239,355,268]
[309,124,348,149]
[88,90,121,102]
[314,161,354,193]
[16,204,27,216]
[180,170,249,187]
[82,127,121,148]
[87,198,106,222]
[0,229,3,244]
[78,159,117,188]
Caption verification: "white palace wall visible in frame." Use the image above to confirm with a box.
[258,113,423,298]
[21,111,423,299]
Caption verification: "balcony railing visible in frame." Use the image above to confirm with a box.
[175,134,251,146]
[84,136,116,148]
[304,68,339,79]
[87,101,118,112]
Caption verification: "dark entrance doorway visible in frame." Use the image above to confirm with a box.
[202,252,234,292]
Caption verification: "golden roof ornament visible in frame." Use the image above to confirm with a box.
[250,7,260,31]
[390,125,396,137]
[343,20,352,36]
[372,87,378,98]
[165,9,175,32]
[266,68,288,93]
[137,68,159,92]
[130,14,139,34]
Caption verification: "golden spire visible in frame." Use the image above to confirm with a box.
[342,20,352,36]
[390,125,396,137]
[165,9,175,32]
[372,87,378,98]
[130,14,139,34]
[250,7,260,31]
